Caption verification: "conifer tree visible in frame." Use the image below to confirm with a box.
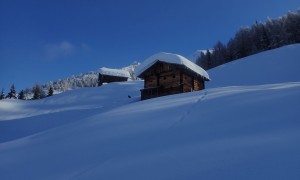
[206,50,212,68]
[196,52,208,69]
[0,89,5,100]
[48,86,54,97]
[32,84,42,100]
[18,90,25,100]
[7,84,17,99]
[260,26,271,51]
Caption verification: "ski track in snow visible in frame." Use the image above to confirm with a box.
[169,89,208,128]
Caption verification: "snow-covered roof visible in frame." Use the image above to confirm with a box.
[99,67,131,78]
[134,52,210,80]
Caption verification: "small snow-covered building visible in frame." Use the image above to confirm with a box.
[134,52,210,100]
[98,67,131,86]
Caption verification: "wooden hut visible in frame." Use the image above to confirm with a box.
[134,52,210,100]
[98,67,131,86]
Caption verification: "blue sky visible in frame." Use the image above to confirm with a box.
[0,0,299,92]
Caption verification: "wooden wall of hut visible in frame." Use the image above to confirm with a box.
[140,61,205,100]
[98,74,128,86]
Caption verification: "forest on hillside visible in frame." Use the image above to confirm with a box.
[196,10,300,70]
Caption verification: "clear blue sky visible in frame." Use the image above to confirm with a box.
[0,0,299,92]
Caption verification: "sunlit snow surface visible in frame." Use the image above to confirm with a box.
[1,45,300,180]
[134,52,210,80]
[99,67,131,78]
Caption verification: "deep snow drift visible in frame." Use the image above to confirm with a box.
[0,45,300,180]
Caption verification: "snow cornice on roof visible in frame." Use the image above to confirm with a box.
[134,52,210,80]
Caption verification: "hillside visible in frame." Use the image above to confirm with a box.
[207,44,300,88]
[0,45,300,180]
[22,61,140,99]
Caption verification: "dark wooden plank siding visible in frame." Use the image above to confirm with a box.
[140,61,206,100]
[145,75,158,88]
[99,74,128,86]
[194,78,204,91]
[182,73,192,92]
[159,70,181,88]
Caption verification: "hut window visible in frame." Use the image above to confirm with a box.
[164,77,166,80]
[173,75,176,78]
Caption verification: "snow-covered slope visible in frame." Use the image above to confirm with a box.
[0,45,300,180]
[207,44,300,88]
[0,82,142,142]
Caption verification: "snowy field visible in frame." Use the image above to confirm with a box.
[0,44,300,180]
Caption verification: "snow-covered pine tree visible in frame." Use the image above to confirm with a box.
[0,89,5,100]
[206,50,212,68]
[48,85,54,97]
[226,38,236,61]
[260,26,271,51]
[196,51,208,70]
[18,90,25,100]
[32,84,43,100]
[213,41,227,65]
[285,11,300,43]
[265,17,287,48]
[7,84,17,99]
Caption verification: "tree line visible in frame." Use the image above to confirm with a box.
[0,70,103,100]
[0,72,122,100]
[196,10,300,70]
[0,84,54,100]
[0,74,97,101]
